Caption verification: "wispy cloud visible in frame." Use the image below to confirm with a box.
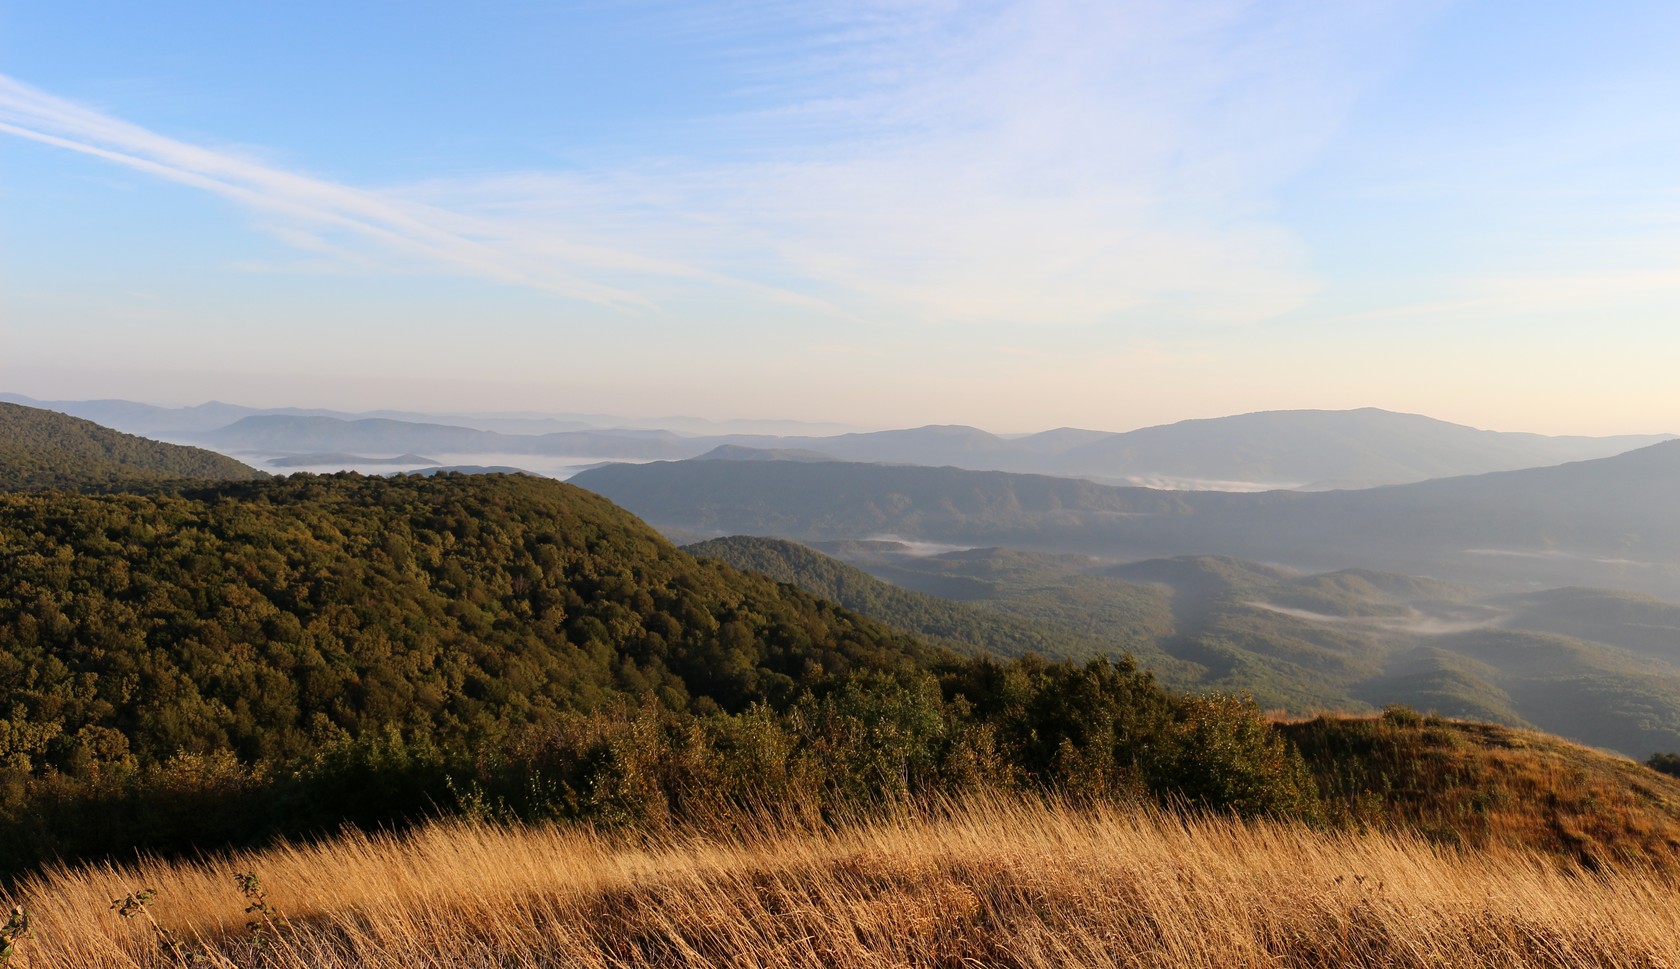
[0,2,1426,328]
[0,75,753,311]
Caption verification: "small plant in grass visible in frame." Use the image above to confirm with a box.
[1381,705,1424,728]
[234,871,286,949]
[0,905,29,965]
[112,889,187,962]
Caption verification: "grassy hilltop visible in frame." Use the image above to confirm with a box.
[10,795,1680,968]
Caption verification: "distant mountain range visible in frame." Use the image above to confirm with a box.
[1035,408,1674,490]
[200,415,690,460]
[699,409,1675,490]
[0,394,856,439]
[6,394,1669,491]
[573,441,1680,600]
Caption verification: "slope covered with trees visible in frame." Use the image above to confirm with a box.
[0,472,1312,872]
[0,401,265,492]
[0,474,934,771]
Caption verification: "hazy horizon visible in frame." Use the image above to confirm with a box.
[5,389,1678,441]
[5,2,1679,435]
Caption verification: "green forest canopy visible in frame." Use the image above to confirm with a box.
[0,472,1319,872]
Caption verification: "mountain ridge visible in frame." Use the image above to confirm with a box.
[572,441,1680,598]
[12,394,1670,491]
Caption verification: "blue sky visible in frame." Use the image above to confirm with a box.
[3,0,1678,433]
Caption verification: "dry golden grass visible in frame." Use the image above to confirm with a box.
[7,796,1680,968]
[1284,714,1680,867]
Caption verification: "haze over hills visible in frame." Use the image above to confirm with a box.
[17,3,1680,958]
[202,415,692,460]
[9,397,1680,930]
[266,452,440,468]
[573,442,1680,600]
[8,394,1670,491]
[682,535,1179,669]
[693,536,1680,756]
[0,401,266,491]
[0,393,856,440]
[19,396,1674,750]
[1043,408,1677,490]
[709,409,1675,490]
[11,399,1678,756]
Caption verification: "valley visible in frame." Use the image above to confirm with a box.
[10,8,1679,962]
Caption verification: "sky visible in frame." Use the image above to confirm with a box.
[2,0,1678,435]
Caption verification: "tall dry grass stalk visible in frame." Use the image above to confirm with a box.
[6,796,1679,968]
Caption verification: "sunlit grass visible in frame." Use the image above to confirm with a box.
[8,795,1680,968]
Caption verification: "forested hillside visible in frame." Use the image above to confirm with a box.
[0,474,931,770]
[0,401,265,491]
[0,472,1311,872]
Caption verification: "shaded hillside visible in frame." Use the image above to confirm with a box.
[814,543,1184,668]
[0,402,266,492]
[1501,587,1680,658]
[803,542,1680,755]
[0,472,928,869]
[572,458,1179,545]
[573,443,1680,599]
[684,535,1158,663]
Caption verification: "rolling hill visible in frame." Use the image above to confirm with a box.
[683,535,1171,665]
[573,442,1680,599]
[0,401,266,491]
[696,534,1680,755]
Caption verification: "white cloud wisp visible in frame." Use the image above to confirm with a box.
[0,1,1423,330]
